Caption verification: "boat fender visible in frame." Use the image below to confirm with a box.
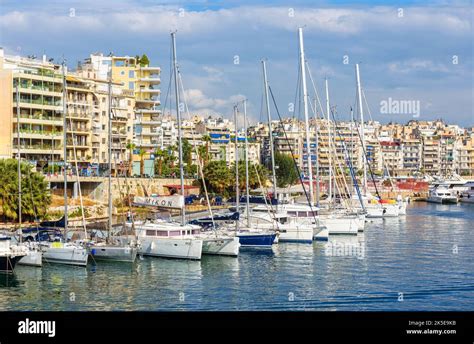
[91,248,96,255]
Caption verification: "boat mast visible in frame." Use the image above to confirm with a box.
[243,99,251,228]
[62,60,68,235]
[355,63,367,195]
[325,78,332,207]
[107,75,113,242]
[299,27,314,205]
[171,31,186,226]
[261,60,278,210]
[234,105,240,231]
[16,84,22,242]
[314,98,320,207]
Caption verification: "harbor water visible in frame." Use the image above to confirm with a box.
[1,202,473,311]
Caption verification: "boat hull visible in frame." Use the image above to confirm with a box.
[90,245,138,262]
[201,237,240,257]
[18,250,42,267]
[138,237,203,260]
[42,245,89,266]
[0,255,24,273]
[427,197,458,204]
[321,217,359,235]
[277,227,313,243]
[236,233,276,248]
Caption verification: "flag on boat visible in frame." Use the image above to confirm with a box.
[133,195,184,209]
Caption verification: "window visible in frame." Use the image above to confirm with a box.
[128,82,134,90]
[120,71,125,76]
[129,70,135,78]
[102,125,105,130]
[115,60,125,67]
[102,138,106,144]
[102,97,106,103]
[146,230,156,236]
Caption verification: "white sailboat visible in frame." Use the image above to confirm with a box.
[124,32,207,260]
[41,61,88,267]
[88,76,138,263]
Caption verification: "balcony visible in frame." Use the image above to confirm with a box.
[135,98,160,105]
[18,85,62,96]
[137,88,161,94]
[18,114,63,125]
[139,66,161,72]
[135,108,161,114]
[139,77,161,84]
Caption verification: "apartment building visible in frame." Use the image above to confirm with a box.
[401,138,422,175]
[421,137,441,175]
[0,49,64,167]
[380,140,403,176]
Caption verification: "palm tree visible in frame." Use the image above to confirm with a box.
[201,134,212,166]
[154,148,167,176]
[203,160,231,195]
[126,141,136,177]
[0,159,51,222]
[138,148,146,177]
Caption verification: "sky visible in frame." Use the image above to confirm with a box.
[0,0,472,126]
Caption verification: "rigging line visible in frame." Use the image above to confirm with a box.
[177,69,216,232]
[329,105,365,211]
[293,54,301,121]
[329,106,355,210]
[353,117,382,200]
[161,37,174,119]
[238,103,278,229]
[268,85,319,225]
[251,159,277,231]
[66,105,87,239]
[362,89,395,188]
[305,61,326,119]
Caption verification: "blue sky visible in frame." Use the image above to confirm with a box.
[1,0,472,126]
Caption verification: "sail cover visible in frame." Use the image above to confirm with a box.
[133,195,184,209]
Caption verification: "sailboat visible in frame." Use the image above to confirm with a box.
[233,99,278,247]
[0,236,27,273]
[41,61,88,267]
[88,77,138,263]
[12,84,43,267]
[124,32,206,260]
[353,64,399,218]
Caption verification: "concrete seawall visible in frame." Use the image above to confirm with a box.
[46,176,198,201]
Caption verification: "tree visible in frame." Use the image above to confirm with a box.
[182,139,193,168]
[274,152,299,187]
[138,149,146,177]
[126,141,136,177]
[231,161,269,192]
[201,134,211,166]
[140,54,150,67]
[154,148,167,176]
[202,160,232,195]
[0,159,51,222]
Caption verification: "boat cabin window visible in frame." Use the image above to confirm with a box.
[146,230,156,236]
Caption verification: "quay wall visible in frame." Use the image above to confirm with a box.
[46,176,198,202]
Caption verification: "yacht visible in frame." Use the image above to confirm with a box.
[124,220,203,260]
[427,185,458,204]
[0,236,27,273]
[459,181,474,204]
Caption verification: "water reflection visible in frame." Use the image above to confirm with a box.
[1,203,473,311]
